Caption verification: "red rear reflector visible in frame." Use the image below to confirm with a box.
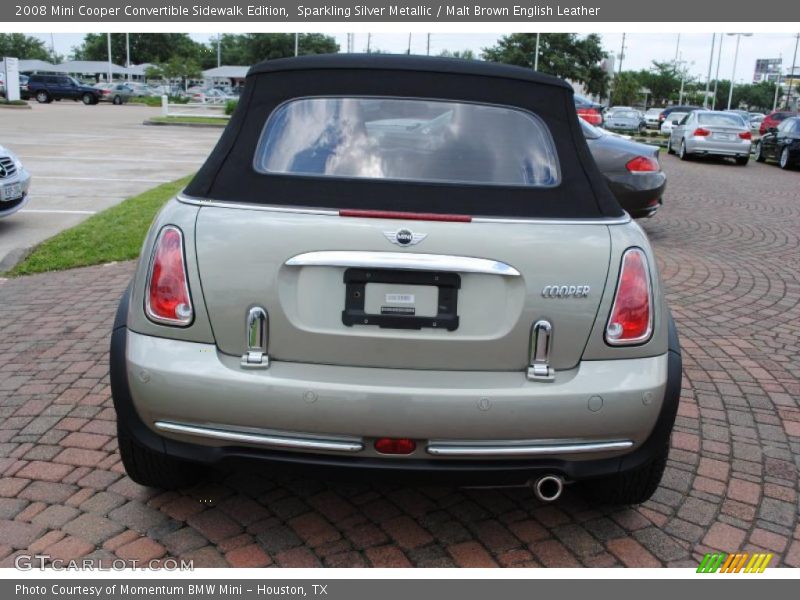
[339,209,472,222]
[146,226,193,326]
[692,128,711,137]
[374,438,417,455]
[605,248,653,345]
[625,156,660,173]
[738,131,752,140]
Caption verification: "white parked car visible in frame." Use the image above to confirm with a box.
[0,145,31,218]
[660,112,688,134]
[644,108,664,129]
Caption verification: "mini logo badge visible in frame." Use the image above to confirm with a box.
[383,229,427,246]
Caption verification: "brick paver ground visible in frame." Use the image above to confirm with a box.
[1,157,798,568]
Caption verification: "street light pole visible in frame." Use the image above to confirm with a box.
[534,33,540,71]
[674,33,681,62]
[294,33,299,57]
[106,32,112,83]
[617,32,626,75]
[703,33,716,108]
[727,33,752,111]
[712,34,724,110]
[786,33,800,110]
[217,34,222,66]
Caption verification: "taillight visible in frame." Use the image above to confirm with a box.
[605,248,653,346]
[739,131,752,140]
[625,156,659,173]
[692,128,711,137]
[145,226,193,326]
[374,438,416,455]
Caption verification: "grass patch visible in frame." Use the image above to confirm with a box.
[8,176,191,276]
[148,116,228,126]
[0,99,28,106]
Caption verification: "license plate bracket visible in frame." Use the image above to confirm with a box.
[342,268,460,331]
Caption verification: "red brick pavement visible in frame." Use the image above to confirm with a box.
[0,158,798,568]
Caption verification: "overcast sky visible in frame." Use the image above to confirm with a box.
[32,32,800,83]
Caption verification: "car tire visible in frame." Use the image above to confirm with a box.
[679,140,691,161]
[117,422,202,489]
[582,443,669,505]
[735,156,749,166]
[35,90,50,103]
[113,95,122,105]
[82,93,94,105]
[666,139,675,154]
[779,147,792,170]
[754,142,766,162]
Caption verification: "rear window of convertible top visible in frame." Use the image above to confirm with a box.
[253,97,561,188]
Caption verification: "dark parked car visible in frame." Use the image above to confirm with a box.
[574,93,604,126]
[22,74,101,105]
[759,110,799,136]
[581,120,666,218]
[111,55,681,506]
[755,116,800,169]
[658,105,702,127]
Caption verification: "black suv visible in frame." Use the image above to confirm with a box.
[22,74,101,105]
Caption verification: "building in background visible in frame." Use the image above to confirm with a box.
[753,58,782,83]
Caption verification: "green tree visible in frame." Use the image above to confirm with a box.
[482,33,610,96]
[637,61,682,106]
[438,49,476,60]
[0,33,52,61]
[612,72,642,106]
[146,57,202,90]
[217,33,338,65]
[72,33,206,66]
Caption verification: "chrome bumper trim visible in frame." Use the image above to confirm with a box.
[426,439,634,457]
[154,421,364,453]
[285,250,521,276]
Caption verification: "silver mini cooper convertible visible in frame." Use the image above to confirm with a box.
[111,56,681,505]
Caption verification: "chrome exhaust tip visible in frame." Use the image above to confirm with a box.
[532,474,564,502]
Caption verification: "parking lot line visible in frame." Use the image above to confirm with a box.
[17,155,208,165]
[35,176,172,183]
[19,209,97,215]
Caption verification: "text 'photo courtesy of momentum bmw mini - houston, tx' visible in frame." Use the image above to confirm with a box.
[113,55,681,507]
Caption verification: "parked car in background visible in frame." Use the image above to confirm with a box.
[93,83,134,105]
[725,109,752,123]
[644,108,664,129]
[754,116,800,169]
[0,145,31,219]
[759,110,799,135]
[668,110,752,165]
[123,81,158,97]
[190,88,231,104]
[574,93,604,126]
[658,105,702,127]
[581,119,666,218]
[660,112,688,134]
[112,55,681,506]
[22,74,101,105]
[604,109,646,134]
[750,114,765,133]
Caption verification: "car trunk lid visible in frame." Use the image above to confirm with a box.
[194,207,611,371]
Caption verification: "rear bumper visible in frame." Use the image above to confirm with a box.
[606,171,666,218]
[111,291,682,484]
[686,138,751,157]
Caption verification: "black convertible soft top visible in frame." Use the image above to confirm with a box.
[185,54,623,219]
